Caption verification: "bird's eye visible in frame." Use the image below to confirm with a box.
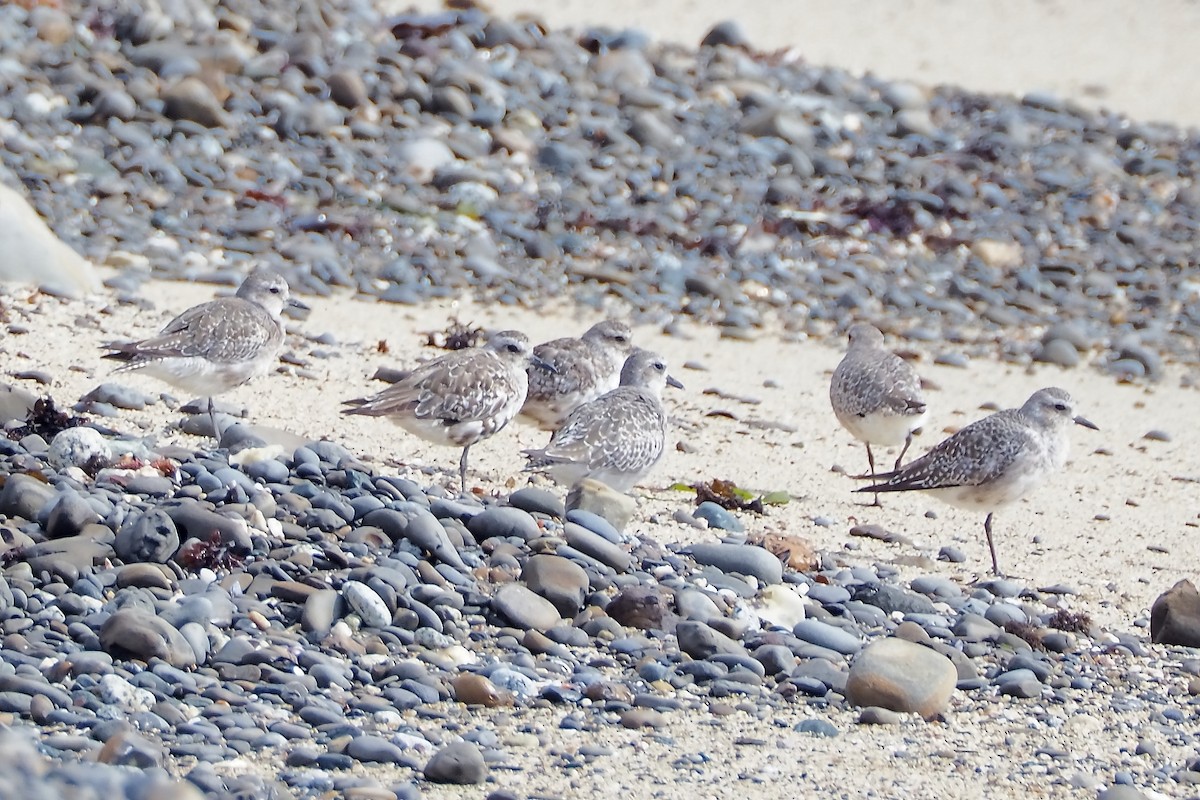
[654,362,665,371]
[269,286,281,293]
[1053,402,1067,411]
[507,343,521,353]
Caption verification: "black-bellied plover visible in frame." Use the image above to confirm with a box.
[102,267,303,437]
[519,320,634,433]
[857,387,1098,575]
[522,348,682,492]
[830,322,928,505]
[343,330,539,493]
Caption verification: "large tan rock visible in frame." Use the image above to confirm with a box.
[0,183,98,298]
[846,637,957,719]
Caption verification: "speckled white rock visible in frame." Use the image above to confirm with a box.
[98,674,156,713]
[342,580,391,628]
[48,427,112,470]
[752,584,808,629]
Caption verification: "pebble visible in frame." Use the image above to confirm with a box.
[845,637,957,719]
[1150,579,1200,646]
[857,706,903,725]
[342,581,392,628]
[792,619,863,655]
[692,502,744,532]
[521,554,590,616]
[423,741,488,784]
[686,542,782,585]
[114,508,179,563]
[468,506,540,542]
[491,584,562,631]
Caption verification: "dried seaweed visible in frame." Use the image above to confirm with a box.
[1047,609,1093,633]
[692,478,764,514]
[176,532,245,573]
[7,396,87,441]
[424,318,485,351]
[1002,619,1046,651]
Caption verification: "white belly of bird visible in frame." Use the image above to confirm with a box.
[929,447,1058,512]
[544,462,643,493]
[135,354,274,395]
[838,407,927,447]
[392,415,485,448]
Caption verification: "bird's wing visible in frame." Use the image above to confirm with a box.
[347,351,519,424]
[526,339,595,401]
[104,299,280,363]
[530,389,663,467]
[863,410,1028,492]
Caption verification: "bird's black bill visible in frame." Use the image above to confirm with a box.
[1073,415,1099,430]
[530,355,557,373]
[667,375,684,389]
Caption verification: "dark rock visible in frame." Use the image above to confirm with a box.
[115,508,180,564]
[676,620,747,659]
[424,741,487,784]
[45,492,100,539]
[467,506,540,542]
[491,584,561,631]
[685,543,781,585]
[522,554,589,616]
[99,608,197,668]
[607,585,677,630]
[0,474,55,520]
[1151,579,1200,647]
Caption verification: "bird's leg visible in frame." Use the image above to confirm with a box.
[984,512,1001,576]
[458,445,471,495]
[865,443,881,507]
[894,432,914,471]
[207,396,220,443]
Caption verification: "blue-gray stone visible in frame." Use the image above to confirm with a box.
[795,718,838,737]
[685,543,782,585]
[792,619,862,654]
[807,583,852,606]
[467,506,540,542]
[509,487,565,518]
[115,508,179,564]
[692,501,744,532]
[565,509,620,542]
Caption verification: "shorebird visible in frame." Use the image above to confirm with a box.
[857,387,1098,575]
[830,323,928,505]
[102,267,303,438]
[523,348,682,492]
[519,320,634,433]
[343,330,542,493]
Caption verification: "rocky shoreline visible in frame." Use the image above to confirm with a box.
[0,1,1199,799]
[0,280,1189,799]
[2,0,1198,373]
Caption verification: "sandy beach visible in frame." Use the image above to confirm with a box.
[42,272,1192,631]
[1,0,1198,796]
[1,272,1195,797]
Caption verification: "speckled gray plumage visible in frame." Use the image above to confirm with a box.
[831,323,928,502]
[343,330,535,491]
[830,323,927,445]
[523,348,679,492]
[520,320,634,431]
[859,387,1098,574]
[102,267,292,396]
